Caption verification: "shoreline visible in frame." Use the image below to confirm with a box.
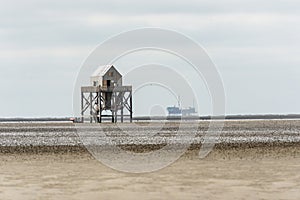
[1,114,300,122]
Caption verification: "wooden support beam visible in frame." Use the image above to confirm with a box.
[114,92,117,123]
[81,85,132,123]
[89,92,93,123]
[81,92,84,123]
[112,110,114,123]
[130,91,133,123]
[98,92,101,123]
[81,86,132,93]
[121,92,124,123]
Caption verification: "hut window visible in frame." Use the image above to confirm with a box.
[108,72,114,77]
[93,81,97,86]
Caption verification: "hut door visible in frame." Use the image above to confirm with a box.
[107,80,111,87]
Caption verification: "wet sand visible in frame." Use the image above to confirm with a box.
[0,120,300,199]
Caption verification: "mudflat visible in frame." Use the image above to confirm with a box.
[0,120,300,199]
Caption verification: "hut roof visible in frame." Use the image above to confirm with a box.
[91,65,121,77]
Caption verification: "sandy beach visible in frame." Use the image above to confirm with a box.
[0,120,300,199]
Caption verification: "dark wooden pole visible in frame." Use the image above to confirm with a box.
[121,92,124,123]
[90,92,93,123]
[115,92,118,123]
[130,91,133,123]
[99,92,102,123]
[81,92,84,123]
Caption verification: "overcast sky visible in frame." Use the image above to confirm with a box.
[0,0,300,117]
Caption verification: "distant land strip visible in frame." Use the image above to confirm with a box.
[1,114,300,122]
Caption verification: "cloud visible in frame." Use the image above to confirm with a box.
[2,0,300,15]
[0,0,300,116]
